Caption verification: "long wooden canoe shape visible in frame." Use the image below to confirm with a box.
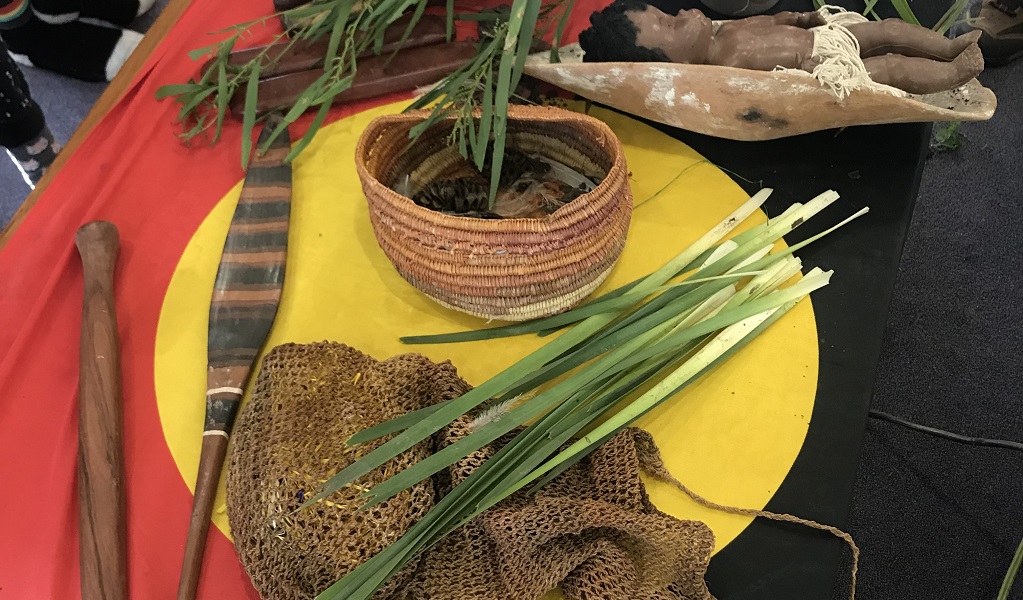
[523,43,996,141]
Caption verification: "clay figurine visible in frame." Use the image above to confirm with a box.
[578,0,984,95]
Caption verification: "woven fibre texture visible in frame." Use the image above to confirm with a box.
[405,420,715,600]
[228,342,715,600]
[226,341,470,600]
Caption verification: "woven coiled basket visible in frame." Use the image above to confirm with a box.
[356,105,632,321]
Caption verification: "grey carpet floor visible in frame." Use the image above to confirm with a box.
[1,4,1021,600]
[840,57,1023,600]
[0,5,163,224]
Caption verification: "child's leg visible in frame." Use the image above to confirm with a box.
[0,41,60,185]
[863,43,984,94]
[848,19,980,61]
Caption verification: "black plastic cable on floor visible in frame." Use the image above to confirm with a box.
[869,410,1023,452]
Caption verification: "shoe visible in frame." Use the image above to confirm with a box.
[5,125,61,187]
[3,18,143,82]
[79,0,155,28]
[967,0,1023,66]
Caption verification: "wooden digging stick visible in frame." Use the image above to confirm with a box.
[176,118,292,600]
[75,221,127,600]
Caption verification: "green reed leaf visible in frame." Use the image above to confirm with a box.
[445,0,454,40]
[475,67,494,169]
[287,100,333,162]
[509,0,541,92]
[215,61,229,141]
[241,62,260,169]
[934,0,970,33]
[889,0,921,25]
[155,83,199,100]
[388,0,427,62]
[998,537,1023,600]
[549,0,576,63]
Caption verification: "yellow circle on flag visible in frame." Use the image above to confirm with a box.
[155,101,818,559]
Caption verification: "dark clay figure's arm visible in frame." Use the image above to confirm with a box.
[707,26,816,71]
[768,11,827,28]
[848,19,980,61]
[721,11,824,29]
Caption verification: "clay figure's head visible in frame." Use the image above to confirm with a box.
[579,0,713,64]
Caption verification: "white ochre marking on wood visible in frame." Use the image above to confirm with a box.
[207,386,244,396]
[203,430,230,438]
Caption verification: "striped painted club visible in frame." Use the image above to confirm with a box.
[177,117,292,600]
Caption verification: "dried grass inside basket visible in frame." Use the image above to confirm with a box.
[356,105,632,321]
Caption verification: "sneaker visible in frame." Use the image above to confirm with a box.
[5,125,61,187]
[968,0,1023,66]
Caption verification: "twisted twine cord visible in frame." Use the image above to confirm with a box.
[633,431,860,600]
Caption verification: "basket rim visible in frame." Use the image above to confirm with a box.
[356,105,629,234]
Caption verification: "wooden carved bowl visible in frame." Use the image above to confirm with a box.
[523,44,997,141]
[355,105,632,322]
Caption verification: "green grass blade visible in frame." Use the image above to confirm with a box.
[176,87,217,119]
[889,0,921,25]
[325,2,353,62]
[862,0,882,20]
[155,83,198,100]
[508,0,541,92]
[497,279,744,401]
[522,361,675,494]
[998,537,1023,600]
[313,197,858,600]
[602,270,831,381]
[521,347,699,496]
[548,0,576,63]
[360,314,684,504]
[303,318,605,508]
[286,100,332,161]
[498,340,707,501]
[318,382,606,597]
[445,0,454,41]
[485,0,531,206]
[408,39,496,111]
[532,226,771,338]
[240,63,260,169]
[387,0,427,62]
[399,277,720,344]
[501,301,799,508]
[215,61,228,141]
[934,0,970,33]
[585,193,839,343]
[475,68,494,170]
[346,403,446,445]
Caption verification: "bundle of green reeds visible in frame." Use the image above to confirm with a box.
[304,188,868,600]
[157,0,574,206]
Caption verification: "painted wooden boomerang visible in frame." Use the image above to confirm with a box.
[176,117,291,600]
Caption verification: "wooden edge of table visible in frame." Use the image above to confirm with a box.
[0,0,193,252]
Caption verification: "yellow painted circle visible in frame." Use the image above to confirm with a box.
[155,101,818,558]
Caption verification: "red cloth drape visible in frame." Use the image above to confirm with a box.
[0,0,602,597]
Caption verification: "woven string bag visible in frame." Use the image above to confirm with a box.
[226,342,471,600]
[227,342,716,600]
[356,105,632,322]
[405,420,716,600]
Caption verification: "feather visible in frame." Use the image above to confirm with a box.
[467,391,537,432]
[531,154,597,192]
